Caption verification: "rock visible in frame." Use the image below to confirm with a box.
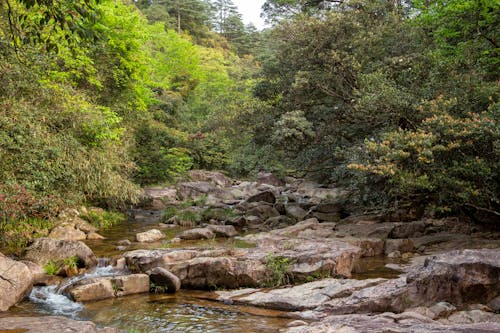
[87,232,105,240]
[247,204,280,221]
[74,218,98,233]
[143,187,178,206]
[124,237,361,289]
[116,239,132,246]
[389,221,427,239]
[336,222,396,239]
[311,211,340,222]
[48,225,87,241]
[387,251,402,258]
[384,238,414,254]
[176,228,215,240]
[0,316,118,333]
[245,215,264,228]
[445,310,500,324]
[68,274,150,302]
[315,203,343,214]
[147,267,181,293]
[286,205,308,221]
[24,238,97,268]
[256,172,285,187]
[287,320,309,327]
[135,229,165,243]
[264,215,295,229]
[346,238,385,257]
[114,258,127,271]
[216,278,386,311]
[0,253,34,311]
[246,191,276,204]
[177,182,228,202]
[405,249,500,307]
[189,170,231,187]
[207,225,238,238]
[488,296,500,311]
[285,313,500,333]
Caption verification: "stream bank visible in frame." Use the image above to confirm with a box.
[1,171,499,332]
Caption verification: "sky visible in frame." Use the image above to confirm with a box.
[233,0,267,30]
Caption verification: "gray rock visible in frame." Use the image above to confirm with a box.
[286,205,308,221]
[247,204,280,220]
[256,172,285,187]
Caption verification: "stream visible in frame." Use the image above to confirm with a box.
[4,210,403,332]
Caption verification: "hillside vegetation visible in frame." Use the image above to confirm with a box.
[0,0,498,223]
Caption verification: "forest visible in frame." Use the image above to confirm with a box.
[0,0,498,226]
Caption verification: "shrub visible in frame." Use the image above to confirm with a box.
[349,99,499,214]
[81,210,127,230]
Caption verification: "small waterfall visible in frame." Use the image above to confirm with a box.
[29,263,118,317]
[98,257,111,267]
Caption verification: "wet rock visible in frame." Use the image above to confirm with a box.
[68,274,150,302]
[216,278,386,311]
[135,229,165,243]
[246,191,276,204]
[176,228,215,240]
[384,239,415,254]
[286,205,308,221]
[0,316,118,333]
[49,225,87,241]
[0,253,34,311]
[207,225,238,238]
[147,267,181,293]
[24,238,97,268]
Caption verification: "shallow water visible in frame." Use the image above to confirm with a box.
[9,291,292,333]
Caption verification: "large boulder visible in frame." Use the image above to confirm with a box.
[135,229,165,243]
[24,238,97,268]
[67,274,150,302]
[0,316,118,333]
[285,205,308,221]
[207,225,238,238]
[0,253,34,311]
[256,172,285,187]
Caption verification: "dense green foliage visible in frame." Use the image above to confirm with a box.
[0,0,498,225]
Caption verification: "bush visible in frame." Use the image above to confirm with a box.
[349,99,499,214]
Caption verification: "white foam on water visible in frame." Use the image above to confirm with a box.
[29,265,119,318]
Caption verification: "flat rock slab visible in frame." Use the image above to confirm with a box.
[0,316,118,333]
[285,313,500,333]
[216,278,386,311]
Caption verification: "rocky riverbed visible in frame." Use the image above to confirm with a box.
[1,170,499,332]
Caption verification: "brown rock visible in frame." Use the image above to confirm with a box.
[147,267,181,293]
[207,225,238,238]
[68,274,150,302]
[0,253,34,311]
[384,239,414,254]
[135,229,165,243]
[176,228,215,240]
[49,225,87,241]
[24,238,97,268]
[246,191,276,204]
